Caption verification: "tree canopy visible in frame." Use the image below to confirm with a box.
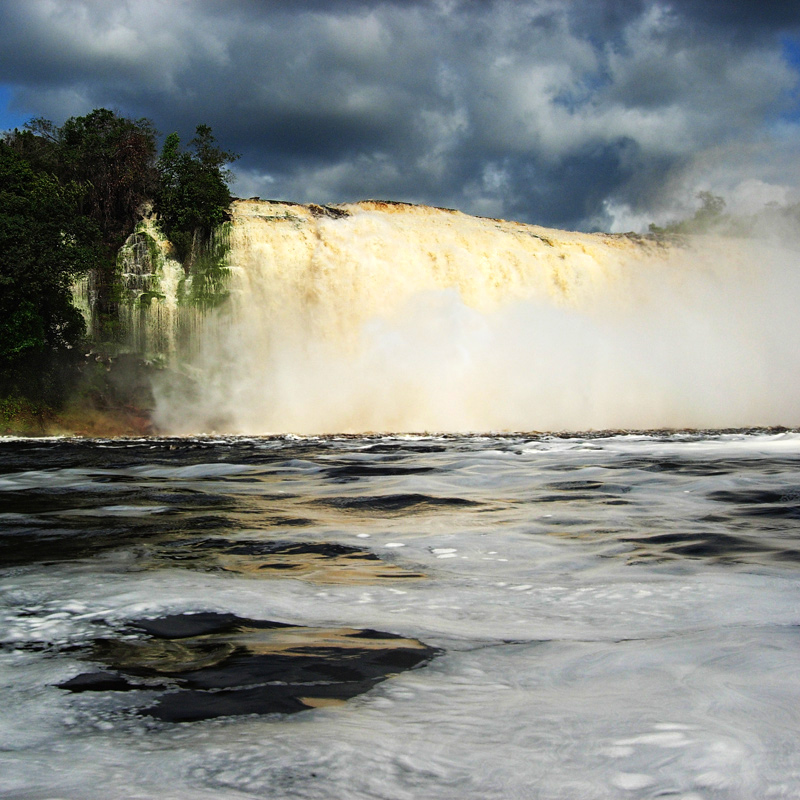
[0,142,98,399]
[8,109,159,255]
[155,125,239,262]
[1,108,237,403]
[56,109,159,253]
[5,109,160,339]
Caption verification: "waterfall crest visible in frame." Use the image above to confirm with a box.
[151,200,800,434]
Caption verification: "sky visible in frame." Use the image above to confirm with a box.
[0,0,799,232]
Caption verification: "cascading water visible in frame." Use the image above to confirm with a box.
[93,215,231,363]
[150,200,800,434]
[114,218,191,359]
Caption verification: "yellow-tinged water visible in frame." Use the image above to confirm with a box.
[230,199,661,320]
[153,200,800,434]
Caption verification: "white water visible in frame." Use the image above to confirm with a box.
[2,432,800,798]
[115,218,207,360]
[152,201,800,434]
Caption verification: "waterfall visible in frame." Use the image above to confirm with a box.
[114,219,189,359]
[150,200,800,434]
[98,217,231,361]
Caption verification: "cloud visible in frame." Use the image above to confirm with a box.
[0,0,798,230]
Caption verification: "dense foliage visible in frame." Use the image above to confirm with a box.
[0,143,98,400]
[1,108,237,405]
[5,109,160,339]
[155,125,238,263]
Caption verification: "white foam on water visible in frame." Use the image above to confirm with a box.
[1,434,800,798]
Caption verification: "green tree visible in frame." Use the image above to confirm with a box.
[1,110,238,407]
[155,125,238,263]
[5,109,159,338]
[7,109,158,252]
[0,143,98,400]
[1,120,60,175]
[53,110,158,337]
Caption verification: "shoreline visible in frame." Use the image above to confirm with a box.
[0,402,155,438]
[2,417,795,441]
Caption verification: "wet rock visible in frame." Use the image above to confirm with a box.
[58,671,156,693]
[59,612,439,722]
[307,204,350,219]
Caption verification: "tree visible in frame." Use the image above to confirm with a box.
[1,110,238,407]
[56,109,158,251]
[5,109,159,338]
[0,143,98,399]
[155,125,238,263]
[7,109,158,253]
[2,120,60,175]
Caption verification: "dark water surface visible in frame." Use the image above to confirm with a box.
[2,432,800,798]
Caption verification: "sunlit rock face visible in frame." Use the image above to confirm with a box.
[108,200,800,434]
[59,611,438,722]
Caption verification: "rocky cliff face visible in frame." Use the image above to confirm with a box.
[78,214,231,361]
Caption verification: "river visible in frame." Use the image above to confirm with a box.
[1,431,800,798]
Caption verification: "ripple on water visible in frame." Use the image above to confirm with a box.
[145,538,426,583]
[2,433,800,799]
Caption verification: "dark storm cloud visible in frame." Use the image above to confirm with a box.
[669,0,800,33]
[0,0,798,230]
[572,0,800,42]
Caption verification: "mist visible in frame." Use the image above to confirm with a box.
[152,201,800,435]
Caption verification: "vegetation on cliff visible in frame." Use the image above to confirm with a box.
[648,192,729,236]
[0,108,238,430]
[648,190,800,238]
[155,125,238,264]
[0,142,97,404]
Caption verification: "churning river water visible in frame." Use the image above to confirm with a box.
[2,431,800,799]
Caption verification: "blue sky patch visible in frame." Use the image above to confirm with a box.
[780,36,800,123]
[0,84,29,132]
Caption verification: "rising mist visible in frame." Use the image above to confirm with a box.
[151,200,800,434]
